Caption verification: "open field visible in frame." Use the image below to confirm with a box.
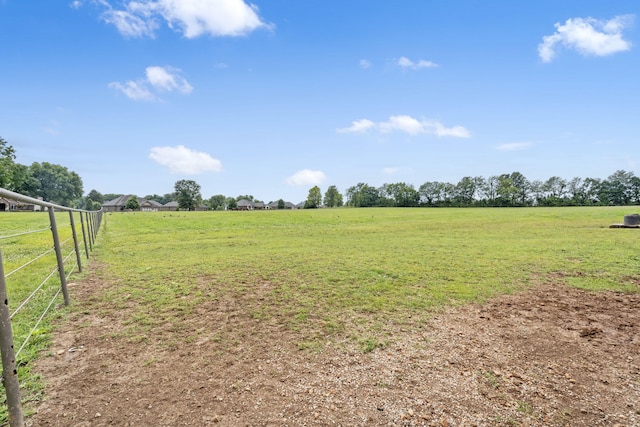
[7,207,640,425]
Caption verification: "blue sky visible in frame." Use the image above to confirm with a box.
[1,1,638,203]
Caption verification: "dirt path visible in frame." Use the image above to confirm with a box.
[29,278,639,426]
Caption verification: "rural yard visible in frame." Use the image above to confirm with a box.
[29,273,639,426]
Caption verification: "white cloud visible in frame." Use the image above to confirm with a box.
[339,115,471,138]
[108,80,156,101]
[359,59,372,69]
[398,56,439,70]
[102,8,160,38]
[146,66,193,93]
[99,0,271,39]
[69,1,83,9]
[109,66,192,101]
[337,119,375,133]
[149,145,222,174]
[285,169,326,187]
[496,142,533,151]
[538,15,633,62]
[379,115,425,135]
[428,121,472,138]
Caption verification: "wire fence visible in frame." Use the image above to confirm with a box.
[0,188,103,427]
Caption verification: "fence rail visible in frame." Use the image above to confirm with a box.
[0,187,103,427]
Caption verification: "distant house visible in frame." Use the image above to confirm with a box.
[140,199,163,212]
[102,195,131,212]
[102,195,163,212]
[237,199,254,210]
[0,197,16,212]
[0,197,42,212]
[195,205,209,211]
[162,201,179,211]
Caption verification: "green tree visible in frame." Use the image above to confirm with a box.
[305,186,322,208]
[174,179,202,211]
[323,185,343,208]
[454,176,481,206]
[510,171,530,206]
[346,183,379,207]
[541,176,567,206]
[87,189,104,204]
[85,189,104,209]
[8,163,30,194]
[629,176,640,204]
[581,178,602,205]
[380,182,419,207]
[479,176,499,206]
[225,197,237,210]
[0,136,17,189]
[24,162,83,206]
[418,181,440,206]
[207,194,227,210]
[601,170,635,205]
[125,196,140,210]
[277,199,286,209]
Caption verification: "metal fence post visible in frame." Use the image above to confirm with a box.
[0,250,25,427]
[79,211,90,259]
[69,211,82,273]
[88,212,95,247]
[48,208,70,306]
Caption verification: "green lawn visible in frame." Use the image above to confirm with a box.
[96,207,639,346]
[1,206,639,421]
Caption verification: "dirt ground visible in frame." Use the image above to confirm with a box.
[28,274,639,426]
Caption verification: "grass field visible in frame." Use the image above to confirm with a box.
[1,206,639,421]
[94,206,639,349]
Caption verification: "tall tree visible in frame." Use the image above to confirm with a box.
[541,176,568,206]
[206,194,227,210]
[496,174,517,206]
[305,186,322,208]
[601,170,635,205]
[323,185,343,208]
[566,177,584,205]
[85,189,104,210]
[346,183,379,207]
[381,182,419,207]
[225,197,237,210]
[174,179,202,211]
[0,136,16,189]
[454,176,481,206]
[24,162,83,206]
[419,181,440,206]
[480,176,499,206]
[581,178,602,205]
[510,171,530,206]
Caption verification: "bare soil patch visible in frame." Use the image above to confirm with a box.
[28,275,639,426]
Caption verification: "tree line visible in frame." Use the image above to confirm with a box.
[3,137,639,210]
[341,170,640,208]
[1,137,83,206]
